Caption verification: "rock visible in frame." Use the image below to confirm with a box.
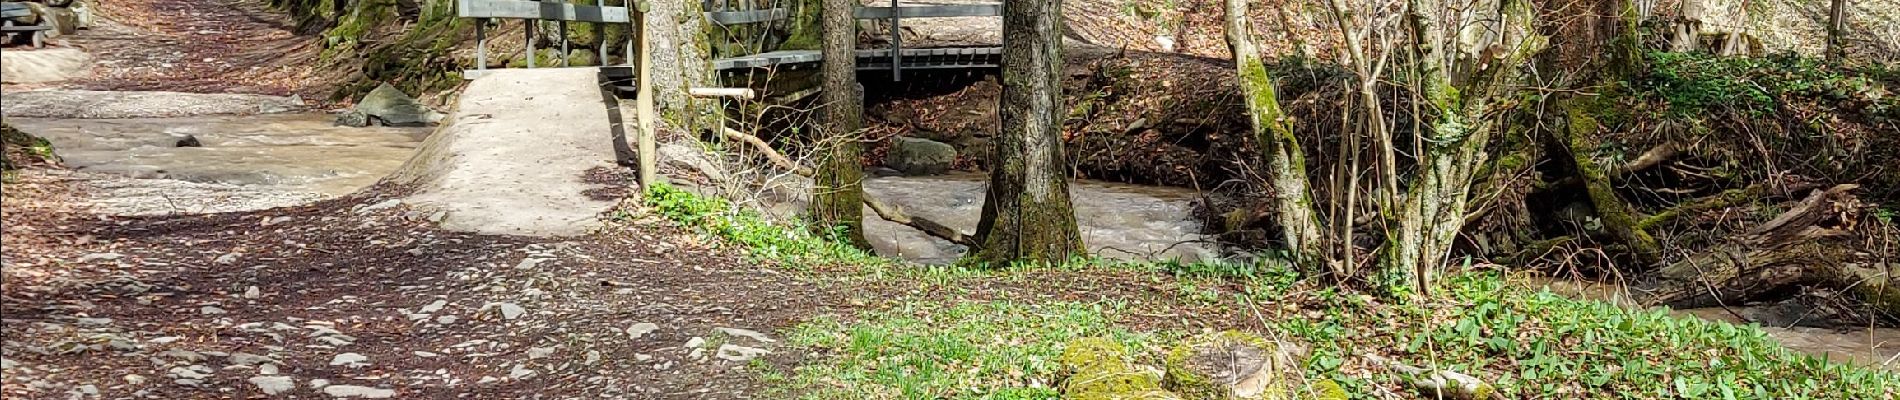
[884,136,958,175]
[565,49,599,67]
[484,302,526,320]
[167,365,212,380]
[214,253,241,265]
[413,351,439,358]
[124,374,146,385]
[509,364,537,379]
[346,83,444,127]
[329,353,369,368]
[227,352,273,366]
[626,322,659,339]
[258,364,280,375]
[1057,337,1181,399]
[0,358,16,370]
[357,199,402,213]
[418,299,448,314]
[714,327,776,343]
[172,134,203,147]
[1163,331,1300,400]
[200,306,227,315]
[322,384,396,398]
[243,286,261,298]
[309,378,330,388]
[334,111,371,128]
[527,347,555,359]
[159,349,206,362]
[435,315,458,324]
[76,252,122,263]
[248,375,295,395]
[713,344,770,362]
[584,350,601,365]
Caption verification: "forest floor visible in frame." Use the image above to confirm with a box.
[13,0,327,97]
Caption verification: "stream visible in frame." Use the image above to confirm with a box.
[19,113,1892,370]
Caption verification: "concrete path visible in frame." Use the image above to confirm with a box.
[390,68,622,237]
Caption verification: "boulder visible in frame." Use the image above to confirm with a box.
[173,135,201,148]
[565,49,599,67]
[343,83,443,127]
[1163,331,1300,400]
[884,136,956,175]
[334,110,371,127]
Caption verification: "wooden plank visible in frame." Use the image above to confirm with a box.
[705,8,787,24]
[854,4,1001,19]
[457,0,630,23]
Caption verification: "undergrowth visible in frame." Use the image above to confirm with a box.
[641,181,1900,399]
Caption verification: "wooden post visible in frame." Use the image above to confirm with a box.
[476,18,487,71]
[595,0,606,65]
[635,2,658,187]
[526,18,537,68]
[560,18,571,66]
[888,0,901,81]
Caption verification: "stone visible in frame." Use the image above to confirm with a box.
[509,364,537,379]
[214,253,241,265]
[884,136,958,175]
[565,49,599,67]
[714,327,776,343]
[413,351,440,358]
[76,252,122,263]
[243,286,261,299]
[227,352,273,366]
[435,315,458,324]
[248,375,295,395]
[309,379,330,388]
[527,347,555,359]
[1163,331,1299,400]
[159,349,206,362]
[713,344,770,362]
[0,358,16,370]
[174,135,202,147]
[124,374,146,385]
[258,364,280,375]
[334,111,371,128]
[346,83,444,127]
[485,302,526,320]
[322,384,396,398]
[329,353,369,368]
[418,299,448,314]
[200,306,227,315]
[626,322,658,339]
[357,199,402,213]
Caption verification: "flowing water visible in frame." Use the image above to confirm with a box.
[1528,278,1900,369]
[859,173,1218,264]
[11,113,429,197]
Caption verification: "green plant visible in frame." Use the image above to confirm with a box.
[643,182,883,267]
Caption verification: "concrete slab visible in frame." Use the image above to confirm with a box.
[389,68,621,237]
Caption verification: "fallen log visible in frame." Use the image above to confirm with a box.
[1639,184,1895,316]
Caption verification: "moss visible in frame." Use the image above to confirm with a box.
[1164,330,1291,400]
[778,0,822,50]
[1564,101,1662,264]
[1301,379,1347,400]
[1060,337,1181,400]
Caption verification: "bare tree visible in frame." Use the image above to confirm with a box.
[810,0,868,247]
[973,0,1084,264]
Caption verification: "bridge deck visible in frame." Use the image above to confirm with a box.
[712,47,1001,70]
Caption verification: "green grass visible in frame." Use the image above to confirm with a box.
[763,300,1174,400]
[641,181,1900,399]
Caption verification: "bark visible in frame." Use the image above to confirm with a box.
[1562,103,1662,265]
[1382,0,1545,296]
[1826,0,1847,61]
[644,0,716,130]
[973,0,1084,265]
[810,0,868,248]
[1223,0,1326,271]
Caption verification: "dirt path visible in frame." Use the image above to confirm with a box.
[0,172,841,399]
[53,0,328,97]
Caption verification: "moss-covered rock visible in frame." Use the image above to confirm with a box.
[1163,331,1298,400]
[1058,337,1182,400]
[2,122,58,171]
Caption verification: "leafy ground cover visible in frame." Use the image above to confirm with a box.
[645,183,1900,399]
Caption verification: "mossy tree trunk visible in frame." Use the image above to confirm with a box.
[1379,0,1546,297]
[973,0,1084,265]
[810,0,868,248]
[1223,0,1326,271]
[648,0,716,131]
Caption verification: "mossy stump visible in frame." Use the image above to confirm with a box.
[1058,337,1182,400]
[1163,331,1296,400]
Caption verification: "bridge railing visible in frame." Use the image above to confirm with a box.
[456,0,644,78]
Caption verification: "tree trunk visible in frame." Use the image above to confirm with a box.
[1826,0,1848,61]
[1222,0,1326,271]
[644,0,716,131]
[810,0,868,247]
[973,0,1084,265]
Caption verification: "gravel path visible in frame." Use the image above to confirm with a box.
[1,172,841,399]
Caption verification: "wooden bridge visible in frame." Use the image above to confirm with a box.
[455,0,1004,82]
